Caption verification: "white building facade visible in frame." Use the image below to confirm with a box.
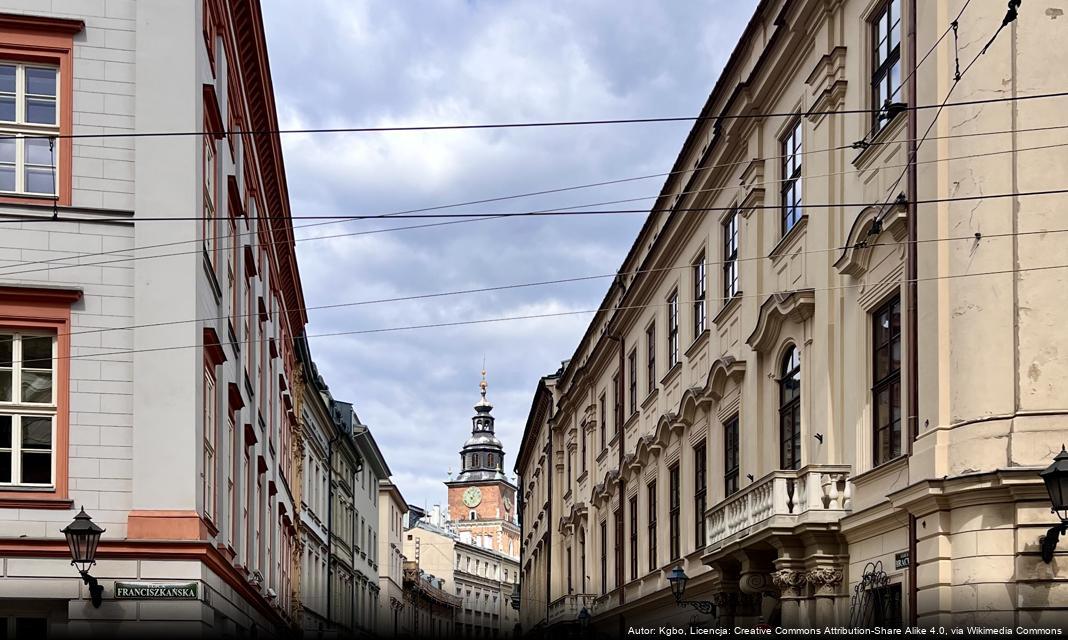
[0,1,307,635]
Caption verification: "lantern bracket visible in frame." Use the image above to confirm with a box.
[1040,521,1068,564]
[80,570,104,608]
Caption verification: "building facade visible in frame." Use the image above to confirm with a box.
[445,375,521,559]
[0,0,309,636]
[405,520,520,638]
[378,480,408,637]
[516,0,1068,632]
[400,560,460,638]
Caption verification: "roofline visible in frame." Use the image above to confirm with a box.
[355,426,391,478]
[554,0,777,390]
[379,479,408,513]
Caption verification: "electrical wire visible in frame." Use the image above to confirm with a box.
[4,86,1062,141]
[8,260,1066,367]
[22,226,1068,344]
[1,136,1065,278]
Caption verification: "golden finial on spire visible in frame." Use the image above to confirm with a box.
[480,363,488,398]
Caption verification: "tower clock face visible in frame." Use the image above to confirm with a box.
[463,486,483,508]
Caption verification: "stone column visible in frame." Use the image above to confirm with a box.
[806,567,844,627]
[771,569,807,627]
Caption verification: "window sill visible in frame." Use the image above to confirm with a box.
[769,215,809,263]
[576,470,588,485]
[596,448,609,464]
[0,491,71,510]
[852,109,907,170]
[0,192,70,208]
[684,329,710,360]
[659,362,682,387]
[640,388,659,411]
[712,292,743,327]
[852,453,908,487]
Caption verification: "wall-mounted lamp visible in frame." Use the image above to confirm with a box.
[61,508,105,608]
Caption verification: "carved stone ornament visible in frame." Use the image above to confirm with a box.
[771,569,807,596]
[806,567,844,595]
[740,571,772,594]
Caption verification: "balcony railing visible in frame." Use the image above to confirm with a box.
[705,464,853,549]
[548,593,596,625]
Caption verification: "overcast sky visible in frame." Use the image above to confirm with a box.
[261,0,757,510]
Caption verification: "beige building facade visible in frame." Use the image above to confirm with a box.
[516,0,1068,632]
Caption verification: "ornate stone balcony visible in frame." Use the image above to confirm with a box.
[704,464,853,553]
[547,593,596,625]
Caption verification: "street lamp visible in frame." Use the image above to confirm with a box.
[1040,446,1068,563]
[61,507,105,608]
[666,566,715,616]
[577,606,591,628]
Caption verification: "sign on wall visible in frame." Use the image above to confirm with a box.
[894,551,910,569]
[114,581,199,600]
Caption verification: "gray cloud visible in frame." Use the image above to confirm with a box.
[262,0,757,510]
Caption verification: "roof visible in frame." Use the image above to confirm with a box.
[379,479,408,512]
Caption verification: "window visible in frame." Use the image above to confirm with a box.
[724,416,739,496]
[0,63,58,196]
[629,495,638,581]
[781,120,803,235]
[566,546,573,593]
[694,441,707,549]
[612,372,622,439]
[647,481,658,571]
[203,125,218,268]
[668,463,681,561]
[723,210,739,299]
[580,419,587,473]
[779,346,802,470]
[599,393,606,450]
[203,364,218,521]
[579,530,586,592]
[693,254,706,336]
[872,297,902,465]
[599,521,607,595]
[614,507,624,589]
[872,0,903,130]
[667,291,679,369]
[0,333,56,486]
[646,323,656,394]
[628,349,637,416]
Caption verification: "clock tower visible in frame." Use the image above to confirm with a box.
[445,372,520,558]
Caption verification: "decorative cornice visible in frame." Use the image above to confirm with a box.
[746,289,816,353]
[834,202,908,277]
[0,13,84,35]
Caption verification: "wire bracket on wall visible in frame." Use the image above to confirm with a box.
[952,21,961,81]
[49,136,59,221]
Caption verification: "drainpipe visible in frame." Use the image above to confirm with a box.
[326,431,341,626]
[605,333,626,608]
[905,0,919,626]
[544,401,554,632]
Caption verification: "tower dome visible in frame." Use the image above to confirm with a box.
[456,370,508,482]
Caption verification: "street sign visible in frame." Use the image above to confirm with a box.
[894,551,910,569]
[114,581,199,600]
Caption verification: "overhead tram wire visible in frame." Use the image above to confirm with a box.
[10,260,1068,367]
[3,81,1059,142]
[27,225,1068,344]
[868,0,1021,236]
[1,136,1066,279]
[1,120,1065,282]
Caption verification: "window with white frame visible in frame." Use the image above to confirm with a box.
[203,364,217,521]
[723,210,739,299]
[0,332,56,486]
[667,290,679,369]
[872,0,903,130]
[693,253,706,336]
[781,120,803,235]
[0,63,59,196]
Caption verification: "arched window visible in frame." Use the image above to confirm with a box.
[779,346,801,470]
[487,454,495,469]
[472,454,480,468]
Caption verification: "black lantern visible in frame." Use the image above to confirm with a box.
[667,566,688,603]
[577,606,591,628]
[61,507,105,607]
[1040,446,1068,563]
[666,565,715,616]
